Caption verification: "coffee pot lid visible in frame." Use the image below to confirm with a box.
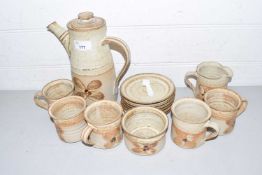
[67,11,105,31]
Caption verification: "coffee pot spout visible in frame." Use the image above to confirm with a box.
[47,22,70,56]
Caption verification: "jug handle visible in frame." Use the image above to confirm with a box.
[223,66,233,82]
[184,71,198,96]
[102,37,131,96]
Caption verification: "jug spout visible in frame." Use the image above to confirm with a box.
[47,22,70,56]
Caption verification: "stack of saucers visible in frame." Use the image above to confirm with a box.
[120,73,176,114]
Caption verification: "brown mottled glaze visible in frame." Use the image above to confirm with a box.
[131,142,158,155]
[204,88,248,135]
[127,134,162,155]
[224,118,236,134]
[184,61,233,100]
[172,125,206,149]
[101,125,122,148]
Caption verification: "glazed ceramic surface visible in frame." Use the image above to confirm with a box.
[121,73,175,104]
[184,61,233,100]
[204,88,248,135]
[122,107,168,156]
[120,73,175,114]
[48,96,87,143]
[48,11,130,105]
[171,98,219,149]
[81,100,123,149]
[34,79,74,110]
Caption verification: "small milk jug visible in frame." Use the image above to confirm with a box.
[47,11,131,105]
[184,61,233,100]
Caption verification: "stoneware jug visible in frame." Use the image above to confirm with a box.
[184,61,233,100]
[47,11,131,105]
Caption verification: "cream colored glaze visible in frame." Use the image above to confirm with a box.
[121,107,168,155]
[171,98,219,149]
[204,88,248,135]
[48,96,87,143]
[81,100,123,149]
[72,66,116,106]
[120,73,175,114]
[47,11,130,104]
[120,73,175,104]
[184,61,233,100]
[34,79,74,110]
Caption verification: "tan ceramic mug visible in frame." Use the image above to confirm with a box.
[171,98,219,149]
[184,61,233,100]
[48,96,87,143]
[122,107,168,156]
[34,79,74,109]
[81,100,123,149]
[204,88,248,135]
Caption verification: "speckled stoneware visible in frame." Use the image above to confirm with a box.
[48,11,130,105]
[122,107,168,156]
[171,98,219,149]
[48,96,87,143]
[184,61,233,100]
[204,88,248,135]
[34,79,74,110]
[81,100,123,149]
[120,73,175,114]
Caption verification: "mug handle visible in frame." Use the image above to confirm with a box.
[81,124,95,146]
[184,71,198,96]
[237,98,248,117]
[34,91,48,110]
[204,120,219,141]
[101,37,131,96]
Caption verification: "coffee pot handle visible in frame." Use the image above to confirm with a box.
[34,91,48,110]
[184,71,198,96]
[102,37,131,96]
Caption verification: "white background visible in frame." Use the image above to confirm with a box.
[0,0,262,90]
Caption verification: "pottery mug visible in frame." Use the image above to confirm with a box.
[204,88,248,135]
[184,61,233,100]
[171,98,219,149]
[122,107,169,156]
[48,96,87,143]
[34,79,74,109]
[81,100,123,149]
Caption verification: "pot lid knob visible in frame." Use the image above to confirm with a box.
[78,11,94,20]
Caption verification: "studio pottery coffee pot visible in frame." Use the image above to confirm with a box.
[48,11,131,105]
